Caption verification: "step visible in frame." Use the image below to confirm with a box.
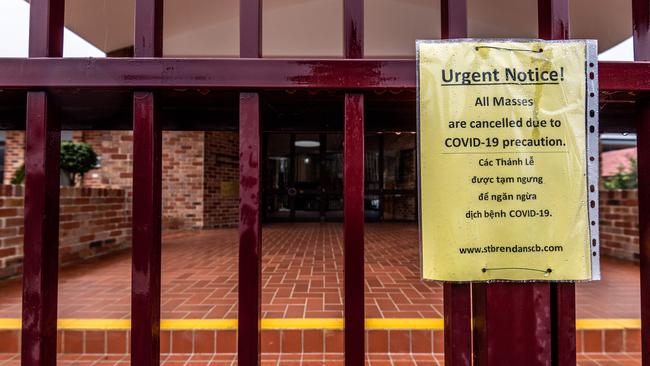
[0,318,641,355]
[0,353,642,366]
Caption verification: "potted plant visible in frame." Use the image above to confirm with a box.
[11,141,98,186]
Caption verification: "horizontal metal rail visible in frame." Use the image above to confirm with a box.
[0,58,646,92]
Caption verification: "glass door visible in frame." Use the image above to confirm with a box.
[292,134,322,220]
[264,134,292,220]
[324,134,343,221]
[264,133,340,221]
[264,132,418,222]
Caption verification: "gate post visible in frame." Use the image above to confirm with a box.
[21,1,64,365]
[632,1,650,364]
[238,92,262,366]
[472,1,572,365]
[344,93,365,365]
[131,1,164,365]
[473,284,553,365]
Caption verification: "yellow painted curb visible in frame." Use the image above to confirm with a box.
[262,318,343,329]
[366,318,444,330]
[58,319,130,330]
[575,319,641,330]
[162,319,237,330]
[0,318,20,329]
[0,318,640,331]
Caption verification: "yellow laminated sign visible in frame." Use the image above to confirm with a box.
[417,40,599,282]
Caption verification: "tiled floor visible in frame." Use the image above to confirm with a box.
[0,223,641,319]
[0,353,642,365]
[576,256,641,318]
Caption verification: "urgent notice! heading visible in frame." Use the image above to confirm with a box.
[441,67,565,85]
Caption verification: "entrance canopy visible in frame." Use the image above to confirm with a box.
[64,0,632,57]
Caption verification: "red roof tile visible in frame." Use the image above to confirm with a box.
[601,147,636,177]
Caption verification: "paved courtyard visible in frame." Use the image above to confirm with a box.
[0,223,641,319]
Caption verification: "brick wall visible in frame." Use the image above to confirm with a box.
[82,131,133,189]
[2,131,24,184]
[0,185,131,279]
[204,132,239,228]
[81,130,239,229]
[600,189,639,262]
[77,130,218,230]
[162,131,206,229]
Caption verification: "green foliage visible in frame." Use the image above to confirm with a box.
[603,156,638,190]
[10,142,98,186]
[10,164,25,185]
[60,141,98,186]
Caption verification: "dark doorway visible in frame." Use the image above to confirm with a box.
[262,132,417,222]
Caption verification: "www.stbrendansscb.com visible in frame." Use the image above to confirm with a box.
[458,244,565,254]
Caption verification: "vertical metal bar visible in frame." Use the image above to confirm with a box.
[239,0,262,365]
[131,1,163,365]
[22,93,61,366]
[134,0,164,58]
[344,0,364,363]
[28,0,65,58]
[634,0,650,60]
[344,93,365,366]
[632,1,650,364]
[131,92,162,366]
[441,0,467,40]
[551,284,576,366]
[473,284,552,365]
[240,0,261,58]
[538,2,576,365]
[239,93,262,366]
[638,100,650,366]
[538,0,570,40]
[444,282,472,366]
[471,285,487,364]
[344,0,363,59]
[22,1,64,365]
[439,2,472,365]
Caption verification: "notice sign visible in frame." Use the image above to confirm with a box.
[417,40,599,282]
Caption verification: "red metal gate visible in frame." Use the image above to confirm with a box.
[2,0,650,365]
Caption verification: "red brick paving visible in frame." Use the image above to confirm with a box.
[0,223,640,319]
[577,257,640,319]
[0,353,643,365]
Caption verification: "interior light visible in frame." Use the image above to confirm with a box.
[295,140,320,148]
